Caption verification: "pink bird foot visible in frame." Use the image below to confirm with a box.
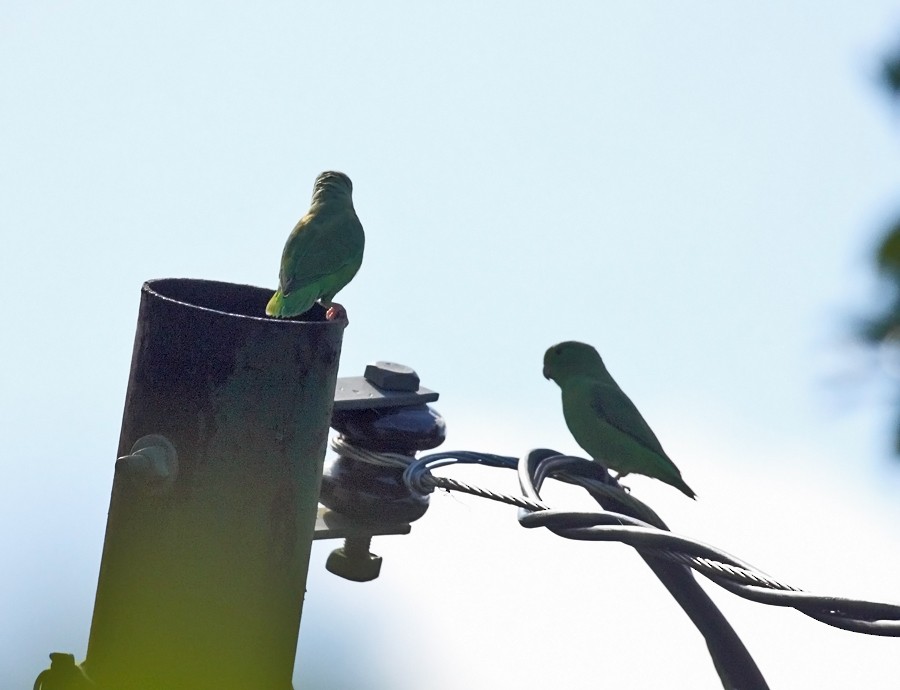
[325,303,347,322]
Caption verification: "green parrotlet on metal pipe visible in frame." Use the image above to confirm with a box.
[266,171,365,321]
[543,341,696,499]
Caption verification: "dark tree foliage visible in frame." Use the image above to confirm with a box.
[883,45,900,95]
[862,44,900,454]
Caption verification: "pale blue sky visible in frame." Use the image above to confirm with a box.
[3,3,900,688]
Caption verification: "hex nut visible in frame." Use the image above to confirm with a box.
[364,361,420,392]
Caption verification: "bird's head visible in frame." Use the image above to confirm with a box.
[312,171,354,201]
[543,341,605,383]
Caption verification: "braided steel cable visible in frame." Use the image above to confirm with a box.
[330,437,900,636]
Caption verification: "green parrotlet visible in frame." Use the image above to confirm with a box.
[266,171,365,321]
[543,341,696,499]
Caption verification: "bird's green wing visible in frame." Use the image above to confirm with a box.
[585,378,696,498]
[280,208,364,296]
[587,380,670,458]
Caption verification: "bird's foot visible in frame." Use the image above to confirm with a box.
[612,471,631,493]
[325,302,347,322]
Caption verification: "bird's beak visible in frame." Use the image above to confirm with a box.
[542,365,551,380]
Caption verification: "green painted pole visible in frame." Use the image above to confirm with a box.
[82,279,344,690]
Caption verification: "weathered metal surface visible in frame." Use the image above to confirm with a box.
[84,278,344,690]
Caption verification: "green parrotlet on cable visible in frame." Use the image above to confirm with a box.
[266,171,365,321]
[543,341,696,499]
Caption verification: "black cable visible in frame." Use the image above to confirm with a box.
[517,448,770,690]
[403,447,900,633]
[398,445,900,685]
[398,445,900,683]
[513,454,900,635]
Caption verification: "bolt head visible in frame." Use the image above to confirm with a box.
[364,361,420,392]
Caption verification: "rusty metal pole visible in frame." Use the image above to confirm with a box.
[81,278,344,690]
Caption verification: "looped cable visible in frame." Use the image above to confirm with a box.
[329,437,900,636]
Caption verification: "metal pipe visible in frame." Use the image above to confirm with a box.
[83,279,344,690]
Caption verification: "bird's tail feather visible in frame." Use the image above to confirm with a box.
[265,288,317,318]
